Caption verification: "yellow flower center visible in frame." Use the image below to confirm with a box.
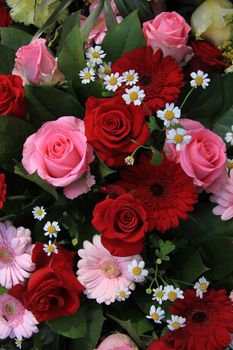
[104,67,111,75]
[151,312,159,321]
[92,51,100,59]
[227,160,233,170]
[6,304,16,314]
[168,291,177,301]
[36,209,43,216]
[165,111,174,120]
[84,72,91,79]
[129,91,138,101]
[172,322,181,330]
[132,267,142,276]
[194,76,204,86]
[102,261,120,278]
[174,134,184,144]
[127,74,134,82]
[47,225,56,234]
[47,245,55,253]
[119,291,126,298]
[109,76,117,85]
[156,291,164,299]
[199,283,208,292]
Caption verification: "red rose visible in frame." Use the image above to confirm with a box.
[0,75,26,118]
[0,173,6,209]
[0,5,12,27]
[84,96,150,167]
[185,40,229,75]
[92,194,149,256]
[9,243,84,322]
[147,338,176,350]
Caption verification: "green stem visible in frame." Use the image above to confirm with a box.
[180,87,194,109]
[168,277,194,286]
[0,214,16,221]
[7,195,28,201]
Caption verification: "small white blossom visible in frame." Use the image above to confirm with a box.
[116,287,131,301]
[225,126,233,145]
[15,339,23,349]
[79,67,95,84]
[43,240,58,256]
[194,276,209,298]
[146,305,165,324]
[43,221,60,238]
[125,156,134,166]
[86,45,106,65]
[32,206,47,221]
[103,72,123,92]
[190,70,210,89]
[157,103,181,127]
[164,285,184,302]
[152,286,168,305]
[122,69,139,86]
[122,86,145,106]
[128,260,148,282]
[167,128,192,151]
[98,61,112,78]
[167,315,186,331]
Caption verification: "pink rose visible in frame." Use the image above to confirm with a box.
[22,116,95,199]
[95,333,138,350]
[164,118,226,192]
[13,38,64,86]
[142,11,193,63]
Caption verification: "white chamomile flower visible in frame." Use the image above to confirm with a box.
[15,339,23,349]
[226,158,233,171]
[225,126,233,145]
[32,206,47,221]
[125,156,134,166]
[146,305,165,324]
[167,128,192,151]
[157,103,181,127]
[103,72,123,91]
[43,240,58,256]
[43,221,60,238]
[164,285,184,302]
[122,70,139,86]
[167,315,186,331]
[152,286,168,304]
[79,67,95,84]
[122,86,145,106]
[98,61,112,78]
[86,45,106,65]
[190,70,210,89]
[194,276,209,298]
[128,259,148,282]
[116,288,131,301]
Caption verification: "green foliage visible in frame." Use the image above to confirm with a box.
[80,0,104,42]
[148,116,160,133]
[104,0,118,28]
[155,240,176,261]
[102,10,146,62]
[0,286,7,295]
[114,0,153,22]
[0,45,16,74]
[0,27,32,50]
[151,149,164,166]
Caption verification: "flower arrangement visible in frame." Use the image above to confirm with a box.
[0,0,233,349]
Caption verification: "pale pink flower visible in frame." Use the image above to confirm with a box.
[95,333,138,350]
[210,171,233,220]
[0,294,38,340]
[77,235,141,305]
[0,221,35,289]
[230,290,233,302]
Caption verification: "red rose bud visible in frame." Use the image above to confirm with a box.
[0,75,26,118]
[0,173,6,209]
[92,194,149,256]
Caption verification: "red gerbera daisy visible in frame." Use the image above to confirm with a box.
[165,289,233,350]
[117,154,197,232]
[0,173,6,209]
[112,46,184,113]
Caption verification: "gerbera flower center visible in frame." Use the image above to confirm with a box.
[109,77,117,85]
[168,291,177,301]
[101,260,121,278]
[132,266,142,276]
[192,311,208,323]
[129,91,138,101]
[150,184,164,197]
[165,111,174,120]
[174,134,184,144]
[140,73,152,86]
[0,246,12,264]
[194,76,204,86]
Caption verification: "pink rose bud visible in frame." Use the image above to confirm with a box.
[12,38,64,86]
[22,116,95,200]
[143,11,193,63]
[95,333,138,350]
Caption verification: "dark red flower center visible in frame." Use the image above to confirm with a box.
[192,311,208,323]
[140,73,152,86]
[150,184,164,197]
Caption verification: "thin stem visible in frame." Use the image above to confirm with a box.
[7,195,28,201]
[168,277,194,286]
[0,214,16,221]
[180,87,194,109]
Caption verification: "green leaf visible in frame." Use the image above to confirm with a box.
[169,246,209,283]
[0,115,35,168]
[151,149,164,166]
[104,0,118,29]
[72,79,103,103]
[58,18,86,79]
[148,116,160,132]
[25,85,84,128]
[102,10,146,63]
[155,240,176,261]
[0,45,16,74]
[98,158,117,178]
[114,0,153,22]
[80,0,104,42]
[15,164,58,200]
[56,11,81,54]
[0,286,7,295]
[0,27,32,50]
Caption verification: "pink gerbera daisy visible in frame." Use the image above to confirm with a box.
[77,235,141,305]
[0,221,35,288]
[210,171,233,220]
[0,294,38,340]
